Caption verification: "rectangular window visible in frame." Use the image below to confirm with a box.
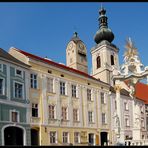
[74,132,80,144]
[47,78,53,93]
[124,102,129,111]
[49,105,55,119]
[15,69,23,77]
[11,111,19,122]
[88,111,94,123]
[101,92,105,104]
[0,64,2,71]
[62,107,68,120]
[0,78,4,95]
[50,131,57,144]
[30,74,37,89]
[73,109,79,122]
[63,132,69,144]
[60,81,66,95]
[87,89,92,101]
[14,82,23,99]
[32,103,38,117]
[125,118,130,127]
[72,84,77,98]
[102,113,106,124]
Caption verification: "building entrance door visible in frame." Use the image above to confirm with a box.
[4,126,23,145]
[31,128,39,145]
[100,132,108,146]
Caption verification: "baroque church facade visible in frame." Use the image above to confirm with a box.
[0,6,148,146]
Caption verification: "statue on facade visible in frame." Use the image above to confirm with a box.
[121,37,144,75]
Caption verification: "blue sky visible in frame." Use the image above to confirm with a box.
[1,2,148,74]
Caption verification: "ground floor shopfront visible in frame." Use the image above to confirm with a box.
[30,125,111,146]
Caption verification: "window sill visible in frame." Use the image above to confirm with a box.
[89,122,95,124]
[73,120,80,123]
[60,94,68,98]
[102,123,108,125]
[61,119,69,122]
[87,100,94,102]
[72,97,79,99]
[47,92,56,96]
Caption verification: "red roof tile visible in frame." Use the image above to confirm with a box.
[135,82,148,104]
[13,47,109,85]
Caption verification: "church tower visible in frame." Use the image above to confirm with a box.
[66,32,88,74]
[91,6,119,85]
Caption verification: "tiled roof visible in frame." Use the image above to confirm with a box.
[135,82,148,104]
[13,47,109,86]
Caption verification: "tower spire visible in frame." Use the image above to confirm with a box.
[94,6,114,44]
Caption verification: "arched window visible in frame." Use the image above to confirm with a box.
[96,56,101,69]
[111,55,114,65]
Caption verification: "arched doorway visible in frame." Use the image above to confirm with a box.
[100,132,108,146]
[4,126,23,145]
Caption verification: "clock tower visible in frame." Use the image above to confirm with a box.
[66,32,88,74]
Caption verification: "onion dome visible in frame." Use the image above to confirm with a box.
[94,6,114,44]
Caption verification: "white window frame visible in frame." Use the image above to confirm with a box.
[102,113,107,125]
[73,108,79,122]
[0,77,5,95]
[62,106,68,120]
[74,132,80,144]
[30,73,38,89]
[49,104,56,120]
[101,92,106,104]
[60,81,66,95]
[87,88,92,101]
[10,110,20,122]
[15,68,23,78]
[47,77,54,93]
[72,84,77,98]
[88,111,94,123]
[13,81,24,99]
[62,132,69,144]
[49,131,57,144]
[0,63,3,72]
[32,103,38,117]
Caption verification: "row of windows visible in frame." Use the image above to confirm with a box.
[32,103,107,124]
[96,55,115,69]
[49,131,80,144]
[30,74,106,102]
[0,63,23,78]
[0,77,24,99]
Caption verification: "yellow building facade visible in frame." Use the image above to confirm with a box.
[9,46,112,146]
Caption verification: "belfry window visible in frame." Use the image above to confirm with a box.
[111,55,114,65]
[96,56,101,69]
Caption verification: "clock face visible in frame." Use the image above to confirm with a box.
[79,43,84,50]
[68,43,73,50]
